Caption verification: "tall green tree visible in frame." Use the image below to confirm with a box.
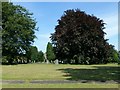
[30,46,39,63]
[2,2,37,64]
[51,9,111,64]
[46,42,56,63]
[107,45,119,63]
[37,51,45,62]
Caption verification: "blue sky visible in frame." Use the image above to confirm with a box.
[13,2,118,52]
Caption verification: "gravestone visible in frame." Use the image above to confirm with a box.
[46,60,49,64]
[44,53,49,64]
[55,59,59,64]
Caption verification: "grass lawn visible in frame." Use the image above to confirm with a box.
[1,63,120,88]
[2,83,119,88]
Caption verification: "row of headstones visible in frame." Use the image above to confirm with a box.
[44,53,59,64]
[45,59,59,65]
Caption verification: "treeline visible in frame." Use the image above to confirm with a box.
[1,2,120,65]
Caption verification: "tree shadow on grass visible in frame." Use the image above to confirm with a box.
[57,66,120,83]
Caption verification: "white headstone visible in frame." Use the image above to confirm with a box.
[55,59,59,64]
[46,60,49,64]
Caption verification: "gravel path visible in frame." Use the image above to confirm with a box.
[1,80,120,84]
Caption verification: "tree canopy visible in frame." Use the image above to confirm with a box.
[2,2,37,64]
[51,9,114,64]
[29,46,38,63]
[38,51,45,62]
[46,42,56,63]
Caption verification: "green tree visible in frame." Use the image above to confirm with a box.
[107,45,119,63]
[109,49,119,63]
[30,46,39,63]
[37,51,45,62]
[113,50,119,63]
[2,2,37,64]
[46,42,56,63]
[51,9,111,64]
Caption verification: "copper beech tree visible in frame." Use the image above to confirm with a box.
[51,9,114,64]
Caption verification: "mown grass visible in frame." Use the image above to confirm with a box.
[2,63,119,81]
[1,63,120,88]
[2,83,119,88]
[2,64,72,80]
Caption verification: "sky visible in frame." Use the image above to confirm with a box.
[13,2,118,52]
